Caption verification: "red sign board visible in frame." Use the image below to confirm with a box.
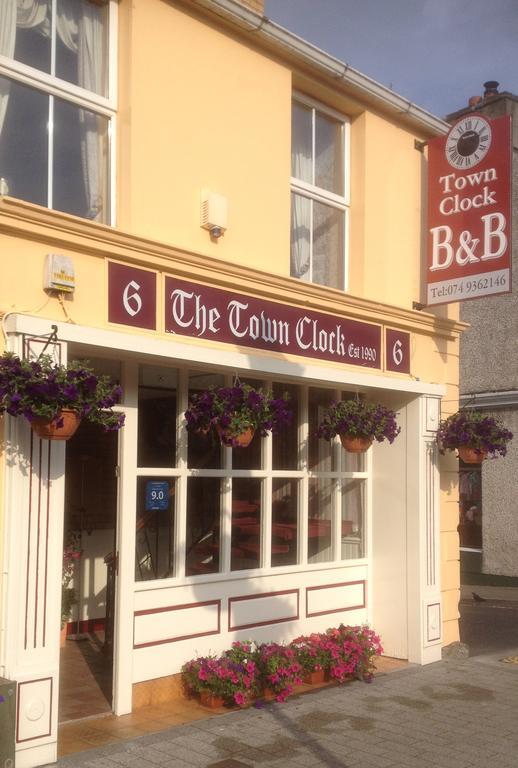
[108,262,157,330]
[427,114,511,305]
[385,329,410,374]
[164,277,382,369]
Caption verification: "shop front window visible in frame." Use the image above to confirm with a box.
[186,477,221,576]
[135,477,175,580]
[308,478,334,563]
[134,372,369,583]
[188,372,224,469]
[272,479,299,567]
[341,479,365,559]
[138,366,177,468]
[231,478,262,571]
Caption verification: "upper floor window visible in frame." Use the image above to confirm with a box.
[291,95,349,290]
[0,0,113,223]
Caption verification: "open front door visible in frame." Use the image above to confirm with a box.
[59,422,119,723]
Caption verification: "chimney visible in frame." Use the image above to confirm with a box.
[236,0,264,13]
[483,80,499,97]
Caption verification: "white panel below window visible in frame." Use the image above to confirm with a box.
[306,581,365,617]
[134,602,220,647]
[229,591,299,631]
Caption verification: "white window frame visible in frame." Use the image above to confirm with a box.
[0,0,118,225]
[134,366,370,591]
[291,91,350,291]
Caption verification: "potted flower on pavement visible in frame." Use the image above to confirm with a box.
[184,381,292,448]
[181,648,259,708]
[317,397,400,453]
[436,409,513,464]
[256,642,302,702]
[0,353,125,440]
[291,633,331,684]
[325,624,383,683]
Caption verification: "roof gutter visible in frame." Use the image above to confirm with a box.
[190,0,449,136]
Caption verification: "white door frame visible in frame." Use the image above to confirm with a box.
[112,363,137,714]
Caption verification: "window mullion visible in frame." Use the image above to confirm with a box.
[176,368,188,579]
[221,476,232,574]
[299,385,309,566]
[50,0,57,77]
[47,96,54,210]
[311,106,316,186]
[309,198,314,284]
[332,387,341,561]
[333,477,341,562]
[262,440,272,570]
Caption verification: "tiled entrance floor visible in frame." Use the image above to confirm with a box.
[59,631,112,723]
[58,655,407,757]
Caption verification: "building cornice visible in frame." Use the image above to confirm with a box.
[185,0,448,137]
[0,197,466,341]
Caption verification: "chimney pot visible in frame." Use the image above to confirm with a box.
[483,80,499,97]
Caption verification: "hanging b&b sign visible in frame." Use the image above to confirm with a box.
[427,114,511,306]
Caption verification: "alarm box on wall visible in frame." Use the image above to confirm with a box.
[44,253,76,293]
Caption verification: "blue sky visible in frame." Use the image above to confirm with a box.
[264,0,518,118]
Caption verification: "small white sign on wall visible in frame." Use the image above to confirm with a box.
[44,253,75,293]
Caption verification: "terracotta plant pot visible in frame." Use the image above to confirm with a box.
[458,446,487,464]
[199,690,225,708]
[60,626,67,648]
[216,425,255,448]
[303,669,326,685]
[339,434,372,453]
[262,687,277,701]
[31,409,81,441]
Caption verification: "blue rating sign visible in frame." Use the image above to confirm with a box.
[145,481,170,511]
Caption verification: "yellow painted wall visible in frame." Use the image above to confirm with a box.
[117,0,291,275]
[351,112,424,306]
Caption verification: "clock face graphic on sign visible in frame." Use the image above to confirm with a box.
[445,116,492,170]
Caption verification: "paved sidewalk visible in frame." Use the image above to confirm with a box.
[460,583,518,602]
[53,653,518,768]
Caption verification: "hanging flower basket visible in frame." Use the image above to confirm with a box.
[317,398,400,449]
[339,435,373,454]
[0,353,125,438]
[216,424,255,448]
[184,381,292,448]
[436,410,513,460]
[31,408,82,441]
[457,446,488,464]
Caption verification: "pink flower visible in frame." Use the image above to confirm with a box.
[234,691,246,706]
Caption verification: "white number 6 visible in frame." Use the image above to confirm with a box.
[392,339,403,367]
[123,280,142,317]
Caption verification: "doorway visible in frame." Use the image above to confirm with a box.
[59,421,119,722]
